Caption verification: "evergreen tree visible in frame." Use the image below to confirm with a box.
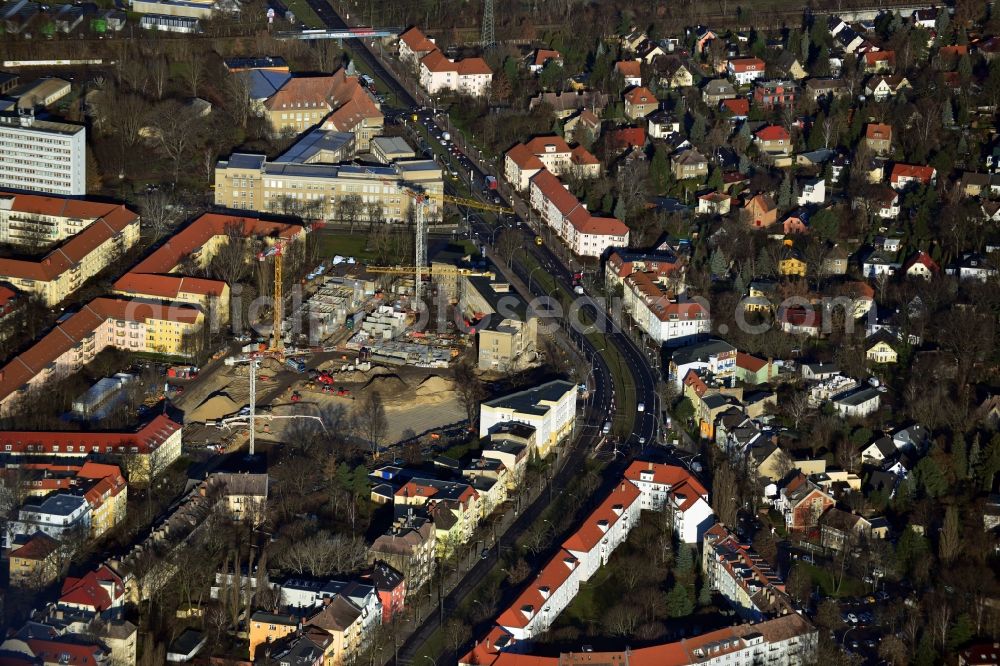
[953,438,969,480]
[734,270,747,296]
[942,99,955,127]
[650,145,671,192]
[676,543,694,576]
[969,435,982,481]
[666,582,695,617]
[934,10,951,41]
[691,113,706,143]
[808,111,827,150]
[698,582,712,606]
[710,249,728,276]
[800,30,811,64]
[959,54,973,83]
[778,174,793,210]
[707,167,723,191]
[601,192,613,212]
[738,154,751,174]
[613,197,627,222]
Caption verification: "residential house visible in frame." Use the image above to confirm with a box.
[623,86,658,119]
[646,110,680,139]
[822,245,850,275]
[863,50,896,73]
[962,172,991,198]
[735,352,775,384]
[697,192,731,216]
[865,74,910,101]
[528,169,629,256]
[528,49,562,74]
[890,164,936,190]
[614,60,643,87]
[819,509,873,551]
[865,331,899,364]
[668,338,737,388]
[727,57,766,85]
[801,362,839,381]
[754,125,792,156]
[778,305,821,337]
[912,6,938,28]
[955,252,998,281]
[564,109,601,145]
[670,148,709,180]
[804,78,850,102]
[742,193,778,228]
[529,91,609,119]
[777,474,836,533]
[870,186,900,219]
[832,386,881,417]
[778,250,807,277]
[58,564,126,616]
[720,97,750,119]
[752,80,798,109]
[653,57,694,89]
[604,248,683,292]
[8,532,60,588]
[797,177,825,206]
[634,39,666,64]
[902,251,939,280]
[695,27,718,53]
[774,51,808,79]
[782,209,810,235]
[865,123,892,155]
[702,524,792,621]
[702,78,737,104]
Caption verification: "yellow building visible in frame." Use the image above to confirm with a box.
[249,611,299,661]
[8,533,61,588]
[866,336,898,364]
[0,195,140,307]
[778,255,807,277]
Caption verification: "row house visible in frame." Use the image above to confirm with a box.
[623,461,715,544]
[0,414,182,485]
[419,50,493,97]
[503,136,599,191]
[528,169,629,257]
[621,271,711,347]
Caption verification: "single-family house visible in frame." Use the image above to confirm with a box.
[832,386,881,417]
[754,125,792,155]
[778,475,836,533]
[865,123,892,155]
[697,192,731,216]
[865,74,910,101]
[702,79,737,104]
[646,110,680,139]
[775,52,808,79]
[727,57,766,85]
[890,163,936,190]
[528,49,562,74]
[863,50,896,73]
[623,86,658,119]
[797,177,825,206]
[615,60,643,87]
[902,251,939,280]
[720,97,750,119]
[753,80,798,109]
[865,331,899,364]
[741,194,778,228]
[670,148,709,180]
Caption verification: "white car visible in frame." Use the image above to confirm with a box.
[637,403,645,412]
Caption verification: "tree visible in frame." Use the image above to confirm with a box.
[495,228,520,266]
[710,249,728,277]
[337,194,364,232]
[665,582,694,617]
[605,603,641,636]
[650,144,671,192]
[353,391,388,457]
[778,173,793,210]
[711,463,738,525]
[151,101,203,184]
[210,220,252,285]
[938,505,961,562]
[453,357,486,427]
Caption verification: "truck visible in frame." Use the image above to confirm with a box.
[485,175,498,190]
[167,366,199,380]
[285,358,306,373]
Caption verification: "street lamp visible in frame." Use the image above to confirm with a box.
[423,656,438,666]
[528,265,546,295]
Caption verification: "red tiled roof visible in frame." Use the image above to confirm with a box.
[890,163,935,184]
[60,565,124,612]
[754,125,789,142]
[615,60,642,78]
[25,639,105,666]
[421,51,492,76]
[624,86,656,105]
[264,75,339,112]
[570,145,600,166]
[728,57,765,73]
[563,480,641,553]
[903,250,939,273]
[0,413,181,456]
[736,352,768,372]
[720,97,749,116]
[866,123,892,141]
[523,135,571,154]
[624,461,709,500]
[779,305,819,327]
[399,27,436,54]
[322,69,383,132]
[864,50,895,64]
[938,45,968,57]
[606,127,646,150]
[114,273,226,300]
[533,49,561,67]
[505,144,546,171]
[456,58,493,76]
[530,169,579,216]
[10,532,59,560]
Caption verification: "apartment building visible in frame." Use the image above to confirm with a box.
[0,196,140,307]
[0,113,86,196]
[703,523,793,621]
[605,248,683,293]
[262,69,384,148]
[0,414,182,483]
[214,153,443,222]
[368,512,437,594]
[3,494,89,548]
[11,461,128,539]
[623,461,715,543]
[419,50,493,97]
[727,57,766,85]
[0,297,202,413]
[479,380,576,458]
[504,136,600,191]
[462,273,538,372]
[393,478,481,555]
[528,169,629,257]
[8,532,61,588]
[622,271,711,346]
[397,27,438,67]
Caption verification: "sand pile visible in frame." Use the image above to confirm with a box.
[415,375,453,396]
[189,391,240,422]
[362,373,408,395]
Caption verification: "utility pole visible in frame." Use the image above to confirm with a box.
[481,0,495,50]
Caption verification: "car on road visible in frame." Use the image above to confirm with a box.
[637,403,645,412]
[847,613,858,624]
[637,436,646,445]
[480,549,490,559]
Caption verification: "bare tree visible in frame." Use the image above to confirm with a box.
[224,73,254,127]
[151,102,203,184]
[337,194,365,232]
[135,189,181,240]
[453,357,486,428]
[495,228,520,266]
[353,391,388,457]
[149,56,169,101]
[210,220,252,285]
[182,53,207,98]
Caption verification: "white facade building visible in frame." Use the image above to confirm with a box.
[622,272,711,346]
[479,380,576,458]
[0,113,86,195]
[4,494,90,548]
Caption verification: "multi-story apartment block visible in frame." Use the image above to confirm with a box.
[0,195,140,307]
[504,136,600,191]
[397,27,438,68]
[528,169,628,257]
[479,380,576,458]
[461,273,538,372]
[703,523,793,621]
[10,461,128,539]
[0,113,86,195]
[392,478,481,555]
[0,414,182,483]
[214,153,443,222]
[419,50,493,97]
[368,511,437,595]
[621,271,711,347]
[3,493,89,548]
[8,532,61,588]
[605,248,684,293]
[624,461,715,543]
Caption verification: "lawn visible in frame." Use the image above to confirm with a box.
[797,561,866,598]
[314,232,378,262]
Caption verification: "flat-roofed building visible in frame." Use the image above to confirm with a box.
[479,380,576,458]
[0,113,86,195]
[462,272,538,372]
[371,136,416,164]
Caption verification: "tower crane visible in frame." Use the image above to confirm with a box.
[363,168,514,299]
[257,240,287,351]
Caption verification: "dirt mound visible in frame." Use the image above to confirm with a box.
[362,373,407,395]
[189,391,240,422]
[415,375,453,396]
